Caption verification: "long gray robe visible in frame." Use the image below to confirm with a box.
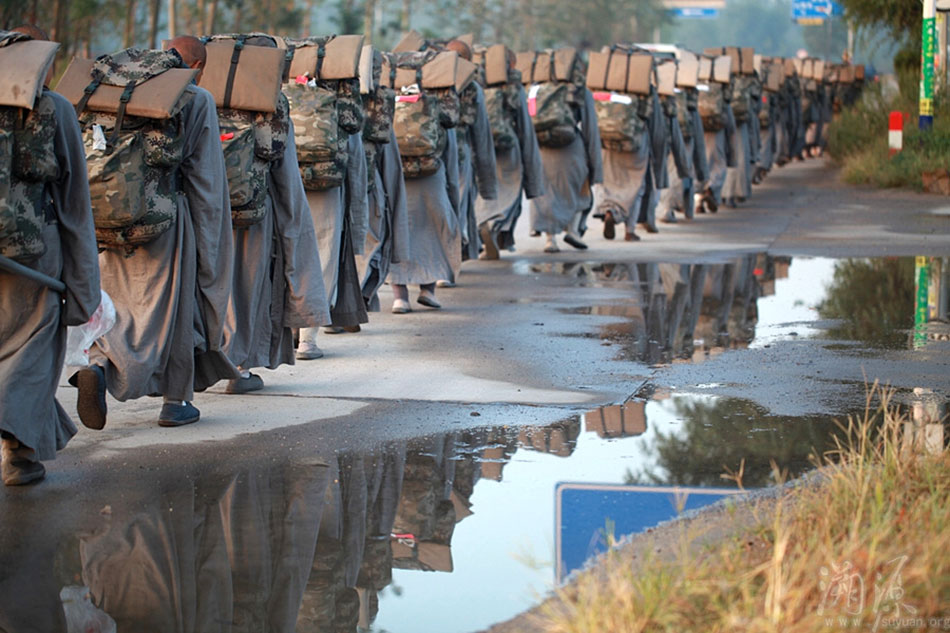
[0,90,100,460]
[700,101,738,206]
[80,462,330,632]
[91,86,237,401]
[224,115,331,371]
[456,84,498,262]
[654,106,691,220]
[593,138,652,233]
[389,130,461,286]
[474,84,544,250]
[308,133,369,326]
[529,88,603,235]
[723,119,752,200]
[357,131,410,311]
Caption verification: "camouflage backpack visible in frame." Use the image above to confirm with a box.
[363,49,395,145]
[483,79,519,150]
[387,52,454,179]
[0,93,58,263]
[592,90,647,153]
[730,74,755,123]
[75,48,190,252]
[526,51,583,148]
[698,81,727,132]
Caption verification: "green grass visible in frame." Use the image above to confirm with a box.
[532,382,949,632]
[828,77,950,190]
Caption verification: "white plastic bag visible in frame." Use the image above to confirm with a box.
[65,289,116,367]
[60,585,116,633]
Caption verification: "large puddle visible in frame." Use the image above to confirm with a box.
[1,256,947,632]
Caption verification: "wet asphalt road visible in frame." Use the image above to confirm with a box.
[1,158,948,632]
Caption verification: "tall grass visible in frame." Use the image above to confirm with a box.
[828,76,950,190]
[534,382,949,632]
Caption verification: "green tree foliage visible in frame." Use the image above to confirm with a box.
[817,258,915,349]
[839,0,922,45]
[626,396,843,488]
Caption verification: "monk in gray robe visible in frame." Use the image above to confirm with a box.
[79,79,237,428]
[698,94,737,213]
[474,60,544,260]
[357,128,410,312]
[592,92,659,242]
[223,91,332,391]
[297,132,368,358]
[654,95,692,225]
[447,40,498,273]
[0,31,101,485]
[529,86,603,253]
[388,129,461,312]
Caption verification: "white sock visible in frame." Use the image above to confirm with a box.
[299,327,318,345]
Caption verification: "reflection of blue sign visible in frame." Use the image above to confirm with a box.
[554,483,747,583]
[792,0,843,20]
[670,7,720,18]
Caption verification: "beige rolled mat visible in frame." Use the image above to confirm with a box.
[359,45,375,94]
[393,29,426,53]
[381,51,459,89]
[515,47,577,84]
[586,50,652,95]
[677,50,699,88]
[288,34,365,80]
[741,46,755,74]
[479,44,509,86]
[654,59,677,96]
[57,57,197,119]
[456,58,478,92]
[198,40,285,112]
[0,39,59,109]
[698,56,713,82]
[712,55,732,83]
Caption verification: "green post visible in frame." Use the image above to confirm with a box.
[920,0,936,130]
[914,256,930,348]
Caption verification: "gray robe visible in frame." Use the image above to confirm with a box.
[81,462,330,632]
[723,119,752,200]
[475,84,544,249]
[308,134,369,326]
[389,130,461,286]
[357,131,410,311]
[91,86,237,401]
[593,140,652,232]
[701,102,738,206]
[529,88,603,235]
[456,84,498,262]
[655,106,692,219]
[224,116,332,371]
[0,90,101,460]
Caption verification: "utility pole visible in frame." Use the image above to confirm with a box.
[920,0,936,130]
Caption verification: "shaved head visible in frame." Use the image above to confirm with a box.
[446,39,472,61]
[11,24,49,40]
[165,35,206,81]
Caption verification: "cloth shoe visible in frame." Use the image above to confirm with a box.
[225,373,264,394]
[417,291,442,309]
[392,299,411,314]
[158,401,200,427]
[563,232,588,250]
[435,280,456,288]
[296,340,324,360]
[323,326,346,334]
[603,211,616,239]
[1,438,45,486]
[69,365,107,430]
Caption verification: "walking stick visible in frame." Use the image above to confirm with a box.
[0,253,66,293]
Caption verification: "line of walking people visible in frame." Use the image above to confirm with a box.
[0,25,865,485]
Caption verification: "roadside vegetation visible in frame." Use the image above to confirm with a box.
[828,77,950,190]
[533,382,949,632]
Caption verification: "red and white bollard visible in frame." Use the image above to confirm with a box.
[888,111,903,156]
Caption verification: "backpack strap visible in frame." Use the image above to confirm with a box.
[530,52,538,84]
[549,51,556,82]
[74,72,103,116]
[106,80,137,155]
[623,51,631,94]
[314,41,326,80]
[223,35,247,109]
[415,67,424,92]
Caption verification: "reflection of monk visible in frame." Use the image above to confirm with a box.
[79,462,330,632]
[586,401,647,438]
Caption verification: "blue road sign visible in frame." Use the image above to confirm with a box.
[792,0,843,21]
[554,482,747,583]
[670,7,720,19]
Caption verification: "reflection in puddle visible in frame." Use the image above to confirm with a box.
[1,395,893,633]
[530,255,948,364]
